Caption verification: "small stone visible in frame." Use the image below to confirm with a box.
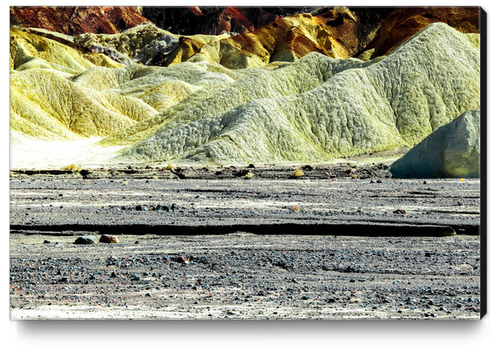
[145,293,152,297]
[393,209,407,214]
[74,236,95,244]
[132,275,141,281]
[43,240,51,244]
[99,234,119,243]
[173,256,189,264]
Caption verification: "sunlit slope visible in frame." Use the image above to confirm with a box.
[182,11,358,69]
[10,27,123,73]
[100,53,381,147]
[10,69,159,138]
[116,23,479,165]
[10,28,159,139]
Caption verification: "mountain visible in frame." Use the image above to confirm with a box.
[9,7,481,172]
[112,23,480,166]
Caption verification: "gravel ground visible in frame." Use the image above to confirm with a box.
[9,163,482,320]
[9,233,480,320]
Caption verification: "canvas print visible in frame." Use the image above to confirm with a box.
[9,5,483,320]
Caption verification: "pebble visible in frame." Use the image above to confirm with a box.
[99,234,119,243]
[74,236,95,244]
[393,209,407,214]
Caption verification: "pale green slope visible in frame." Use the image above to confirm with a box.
[10,69,158,138]
[116,23,479,165]
[101,53,381,148]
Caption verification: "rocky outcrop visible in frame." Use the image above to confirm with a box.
[141,7,318,36]
[70,7,393,68]
[390,110,480,178]
[72,23,177,65]
[167,7,391,69]
[357,6,480,59]
[10,27,123,73]
[10,6,150,35]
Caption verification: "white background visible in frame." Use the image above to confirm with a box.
[4,1,489,346]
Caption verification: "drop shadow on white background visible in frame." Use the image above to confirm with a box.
[9,318,490,347]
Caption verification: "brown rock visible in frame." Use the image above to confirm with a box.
[141,6,318,36]
[99,234,119,243]
[10,6,150,36]
[357,6,480,59]
[168,7,391,68]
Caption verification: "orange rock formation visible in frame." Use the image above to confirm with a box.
[358,6,480,58]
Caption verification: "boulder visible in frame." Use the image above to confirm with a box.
[390,110,480,178]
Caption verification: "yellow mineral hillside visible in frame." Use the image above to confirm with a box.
[115,23,479,166]
[10,27,123,74]
[10,68,158,139]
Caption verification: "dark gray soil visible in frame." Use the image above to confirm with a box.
[9,233,480,320]
[9,163,481,320]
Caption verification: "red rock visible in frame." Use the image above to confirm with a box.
[358,6,480,58]
[10,6,151,35]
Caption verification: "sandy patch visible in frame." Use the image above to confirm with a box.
[10,133,128,170]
